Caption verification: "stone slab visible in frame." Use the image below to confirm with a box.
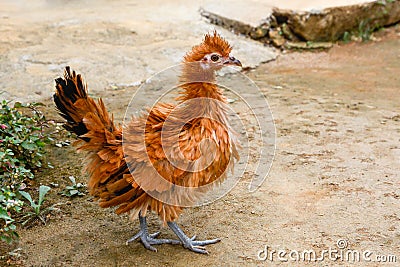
[201,0,400,42]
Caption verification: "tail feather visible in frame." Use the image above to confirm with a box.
[54,66,91,138]
[54,66,134,207]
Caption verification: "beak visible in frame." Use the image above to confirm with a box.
[224,56,242,67]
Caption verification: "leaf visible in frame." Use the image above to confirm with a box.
[68,176,76,185]
[0,209,13,222]
[36,141,46,147]
[30,102,45,107]
[1,235,12,244]
[69,190,79,196]
[38,185,51,207]
[19,191,35,208]
[13,102,22,108]
[21,141,36,151]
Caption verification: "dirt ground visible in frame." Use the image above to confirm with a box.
[1,2,400,266]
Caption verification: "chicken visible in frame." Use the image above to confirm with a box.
[53,31,242,254]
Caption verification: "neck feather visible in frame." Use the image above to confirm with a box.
[174,61,229,124]
[178,62,226,102]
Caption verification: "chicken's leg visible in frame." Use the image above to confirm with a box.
[167,222,220,254]
[126,213,181,252]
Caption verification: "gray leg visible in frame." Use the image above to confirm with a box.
[126,213,181,252]
[167,221,220,254]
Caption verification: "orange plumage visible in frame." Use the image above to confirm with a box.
[54,31,242,253]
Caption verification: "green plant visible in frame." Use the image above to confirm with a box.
[61,176,86,197]
[0,100,53,187]
[377,0,395,5]
[19,185,58,227]
[0,188,23,243]
[342,31,351,43]
[358,19,372,41]
[357,19,383,42]
[0,100,54,243]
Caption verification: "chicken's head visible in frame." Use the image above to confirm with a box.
[184,31,242,70]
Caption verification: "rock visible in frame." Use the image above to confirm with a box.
[281,23,298,41]
[250,27,269,39]
[273,1,400,42]
[269,29,286,47]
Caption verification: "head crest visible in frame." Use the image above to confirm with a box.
[184,31,232,62]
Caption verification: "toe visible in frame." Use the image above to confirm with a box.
[192,238,221,246]
[126,231,143,244]
[190,246,209,254]
[149,231,161,238]
[142,240,158,252]
[148,237,181,245]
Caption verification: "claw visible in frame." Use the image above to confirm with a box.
[190,246,209,254]
[141,236,158,252]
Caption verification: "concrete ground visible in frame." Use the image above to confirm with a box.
[0,0,277,102]
[0,0,373,103]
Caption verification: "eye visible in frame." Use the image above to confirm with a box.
[210,54,220,62]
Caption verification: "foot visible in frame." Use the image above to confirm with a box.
[168,222,221,254]
[126,214,181,252]
[126,230,181,252]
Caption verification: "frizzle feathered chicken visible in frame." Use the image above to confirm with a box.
[54,31,242,254]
